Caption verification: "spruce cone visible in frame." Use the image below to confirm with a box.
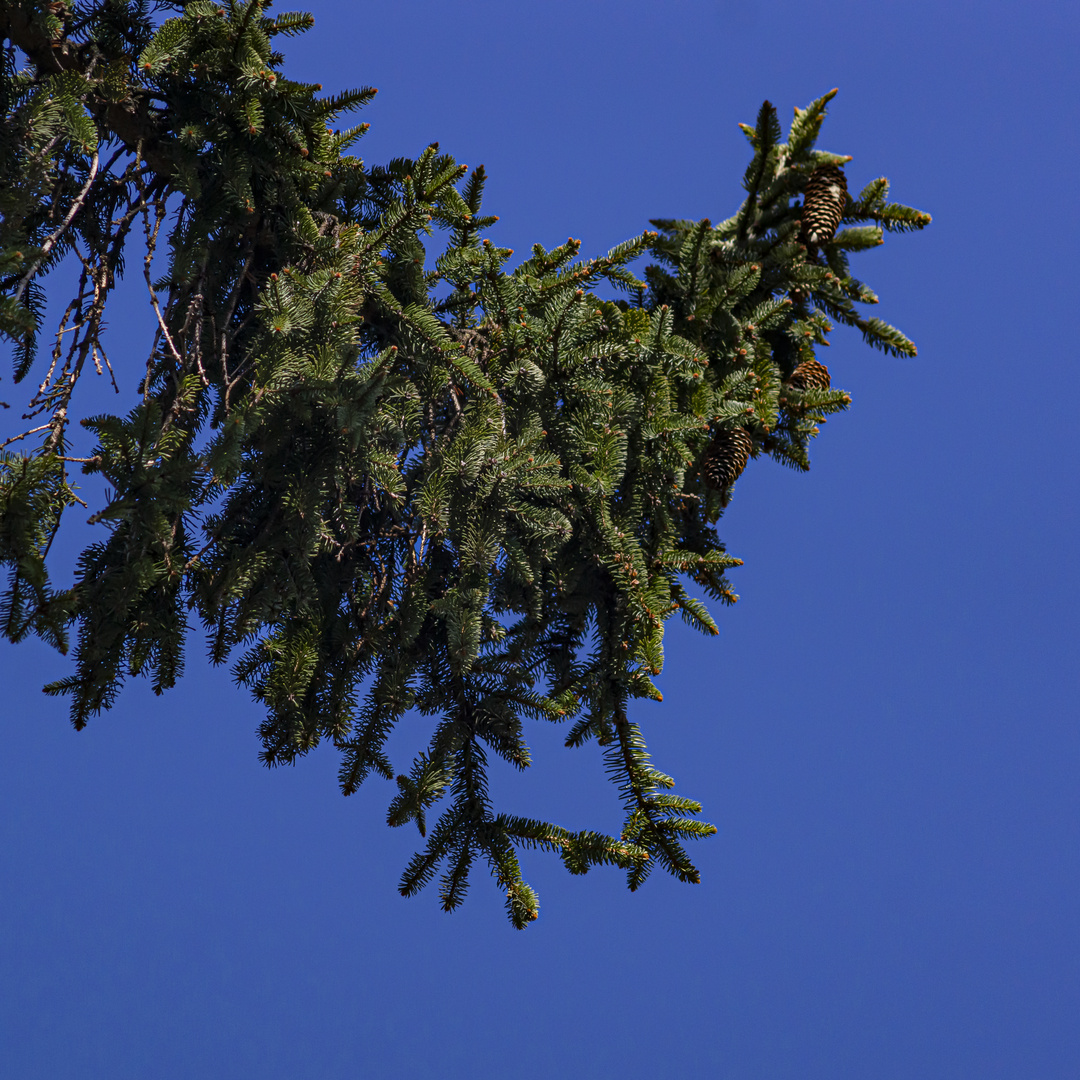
[789,358,831,390]
[702,427,753,491]
[801,164,847,245]
[447,323,497,366]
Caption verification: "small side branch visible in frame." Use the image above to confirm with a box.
[13,149,99,307]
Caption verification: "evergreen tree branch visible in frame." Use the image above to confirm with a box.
[0,3,928,925]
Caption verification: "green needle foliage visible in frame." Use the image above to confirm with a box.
[1,1,929,926]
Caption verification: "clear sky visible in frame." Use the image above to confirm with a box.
[2,2,1078,1077]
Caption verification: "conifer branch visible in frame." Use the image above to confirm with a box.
[0,2,927,925]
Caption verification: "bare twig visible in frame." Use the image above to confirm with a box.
[221,246,255,410]
[13,148,99,307]
[0,423,51,451]
[140,196,182,367]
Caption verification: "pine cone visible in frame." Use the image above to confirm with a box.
[801,164,847,245]
[446,323,498,366]
[702,427,753,492]
[789,358,831,390]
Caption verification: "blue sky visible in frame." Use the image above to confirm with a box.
[2,2,1078,1077]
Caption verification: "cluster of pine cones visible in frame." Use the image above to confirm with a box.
[701,361,831,496]
[700,165,847,499]
[450,171,846,507]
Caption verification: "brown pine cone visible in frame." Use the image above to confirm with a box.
[789,359,831,390]
[801,164,847,246]
[702,427,753,492]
